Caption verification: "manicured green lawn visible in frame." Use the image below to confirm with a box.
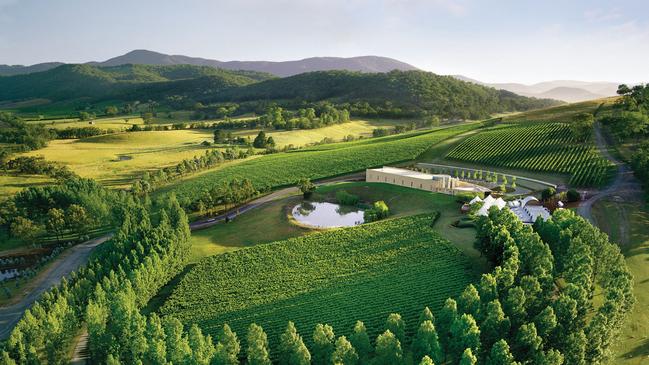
[189,197,311,262]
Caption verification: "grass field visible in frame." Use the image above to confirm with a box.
[593,199,649,365]
[160,214,480,354]
[20,130,218,187]
[0,173,53,199]
[26,116,145,131]
[158,123,481,205]
[230,119,402,148]
[503,97,618,123]
[189,196,311,261]
[445,123,613,187]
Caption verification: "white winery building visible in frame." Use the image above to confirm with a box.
[366,166,490,195]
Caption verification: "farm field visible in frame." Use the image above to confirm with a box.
[158,123,482,205]
[26,116,145,131]
[445,122,614,187]
[503,96,618,123]
[0,173,53,199]
[160,214,480,354]
[230,119,404,147]
[20,130,220,187]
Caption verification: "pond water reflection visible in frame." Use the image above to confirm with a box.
[291,202,364,228]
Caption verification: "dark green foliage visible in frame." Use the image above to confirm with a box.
[363,200,389,222]
[335,190,360,206]
[0,63,271,102]
[349,321,372,363]
[312,324,335,364]
[374,330,402,365]
[411,320,443,365]
[566,189,581,202]
[331,336,359,365]
[215,70,559,119]
[279,322,311,365]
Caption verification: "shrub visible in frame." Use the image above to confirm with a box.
[566,189,581,202]
[364,201,389,222]
[336,191,360,206]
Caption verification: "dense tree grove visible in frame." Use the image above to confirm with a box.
[1,155,76,179]
[0,177,129,243]
[1,196,191,364]
[0,112,56,151]
[213,71,560,120]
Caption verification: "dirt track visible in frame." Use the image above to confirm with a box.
[577,122,642,243]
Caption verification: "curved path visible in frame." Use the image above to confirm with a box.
[577,123,642,224]
[577,122,642,247]
[0,173,363,341]
[0,235,111,339]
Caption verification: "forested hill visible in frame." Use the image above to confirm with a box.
[213,70,562,119]
[0,64,274,101]
[0,66,560,119]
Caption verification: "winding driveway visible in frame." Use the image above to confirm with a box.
[0,235,111,339]
[577,122,642,241]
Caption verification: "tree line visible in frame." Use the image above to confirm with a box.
[130,147,255,197]
[1,196,191,364]
[0,177,130,245]
[0,193,634,364]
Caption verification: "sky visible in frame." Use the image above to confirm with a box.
[0,0,647,84]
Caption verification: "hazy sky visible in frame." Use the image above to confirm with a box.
[0,0,647,84]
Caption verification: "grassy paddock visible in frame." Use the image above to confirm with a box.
[593,199,649,364]
[503,97,618,123]
[0,173,53,200]
[20,130,217,187]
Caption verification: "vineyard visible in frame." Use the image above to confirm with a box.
[159,214,478,353]
[445,122,613,186]
[158,123,480,204]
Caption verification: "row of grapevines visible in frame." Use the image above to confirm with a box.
[159,214,478,353]
[445,123,613,187]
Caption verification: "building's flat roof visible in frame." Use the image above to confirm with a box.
[368,166,450,180]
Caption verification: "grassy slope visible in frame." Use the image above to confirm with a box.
[21,130,217,187]
[592,200,649,364]
[230,119,403,148]
[502,96,618,123]
[161,214,480,353]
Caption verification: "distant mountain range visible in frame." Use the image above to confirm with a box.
[453,75,620,102]
[0,50,419,78]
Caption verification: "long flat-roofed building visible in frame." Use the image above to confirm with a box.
[366,166,490,195]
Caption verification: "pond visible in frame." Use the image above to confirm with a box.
[291,202,364,228]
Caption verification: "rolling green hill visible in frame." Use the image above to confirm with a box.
[213,70,562,119]
[0,64,274,101]
[1,66,560,120]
